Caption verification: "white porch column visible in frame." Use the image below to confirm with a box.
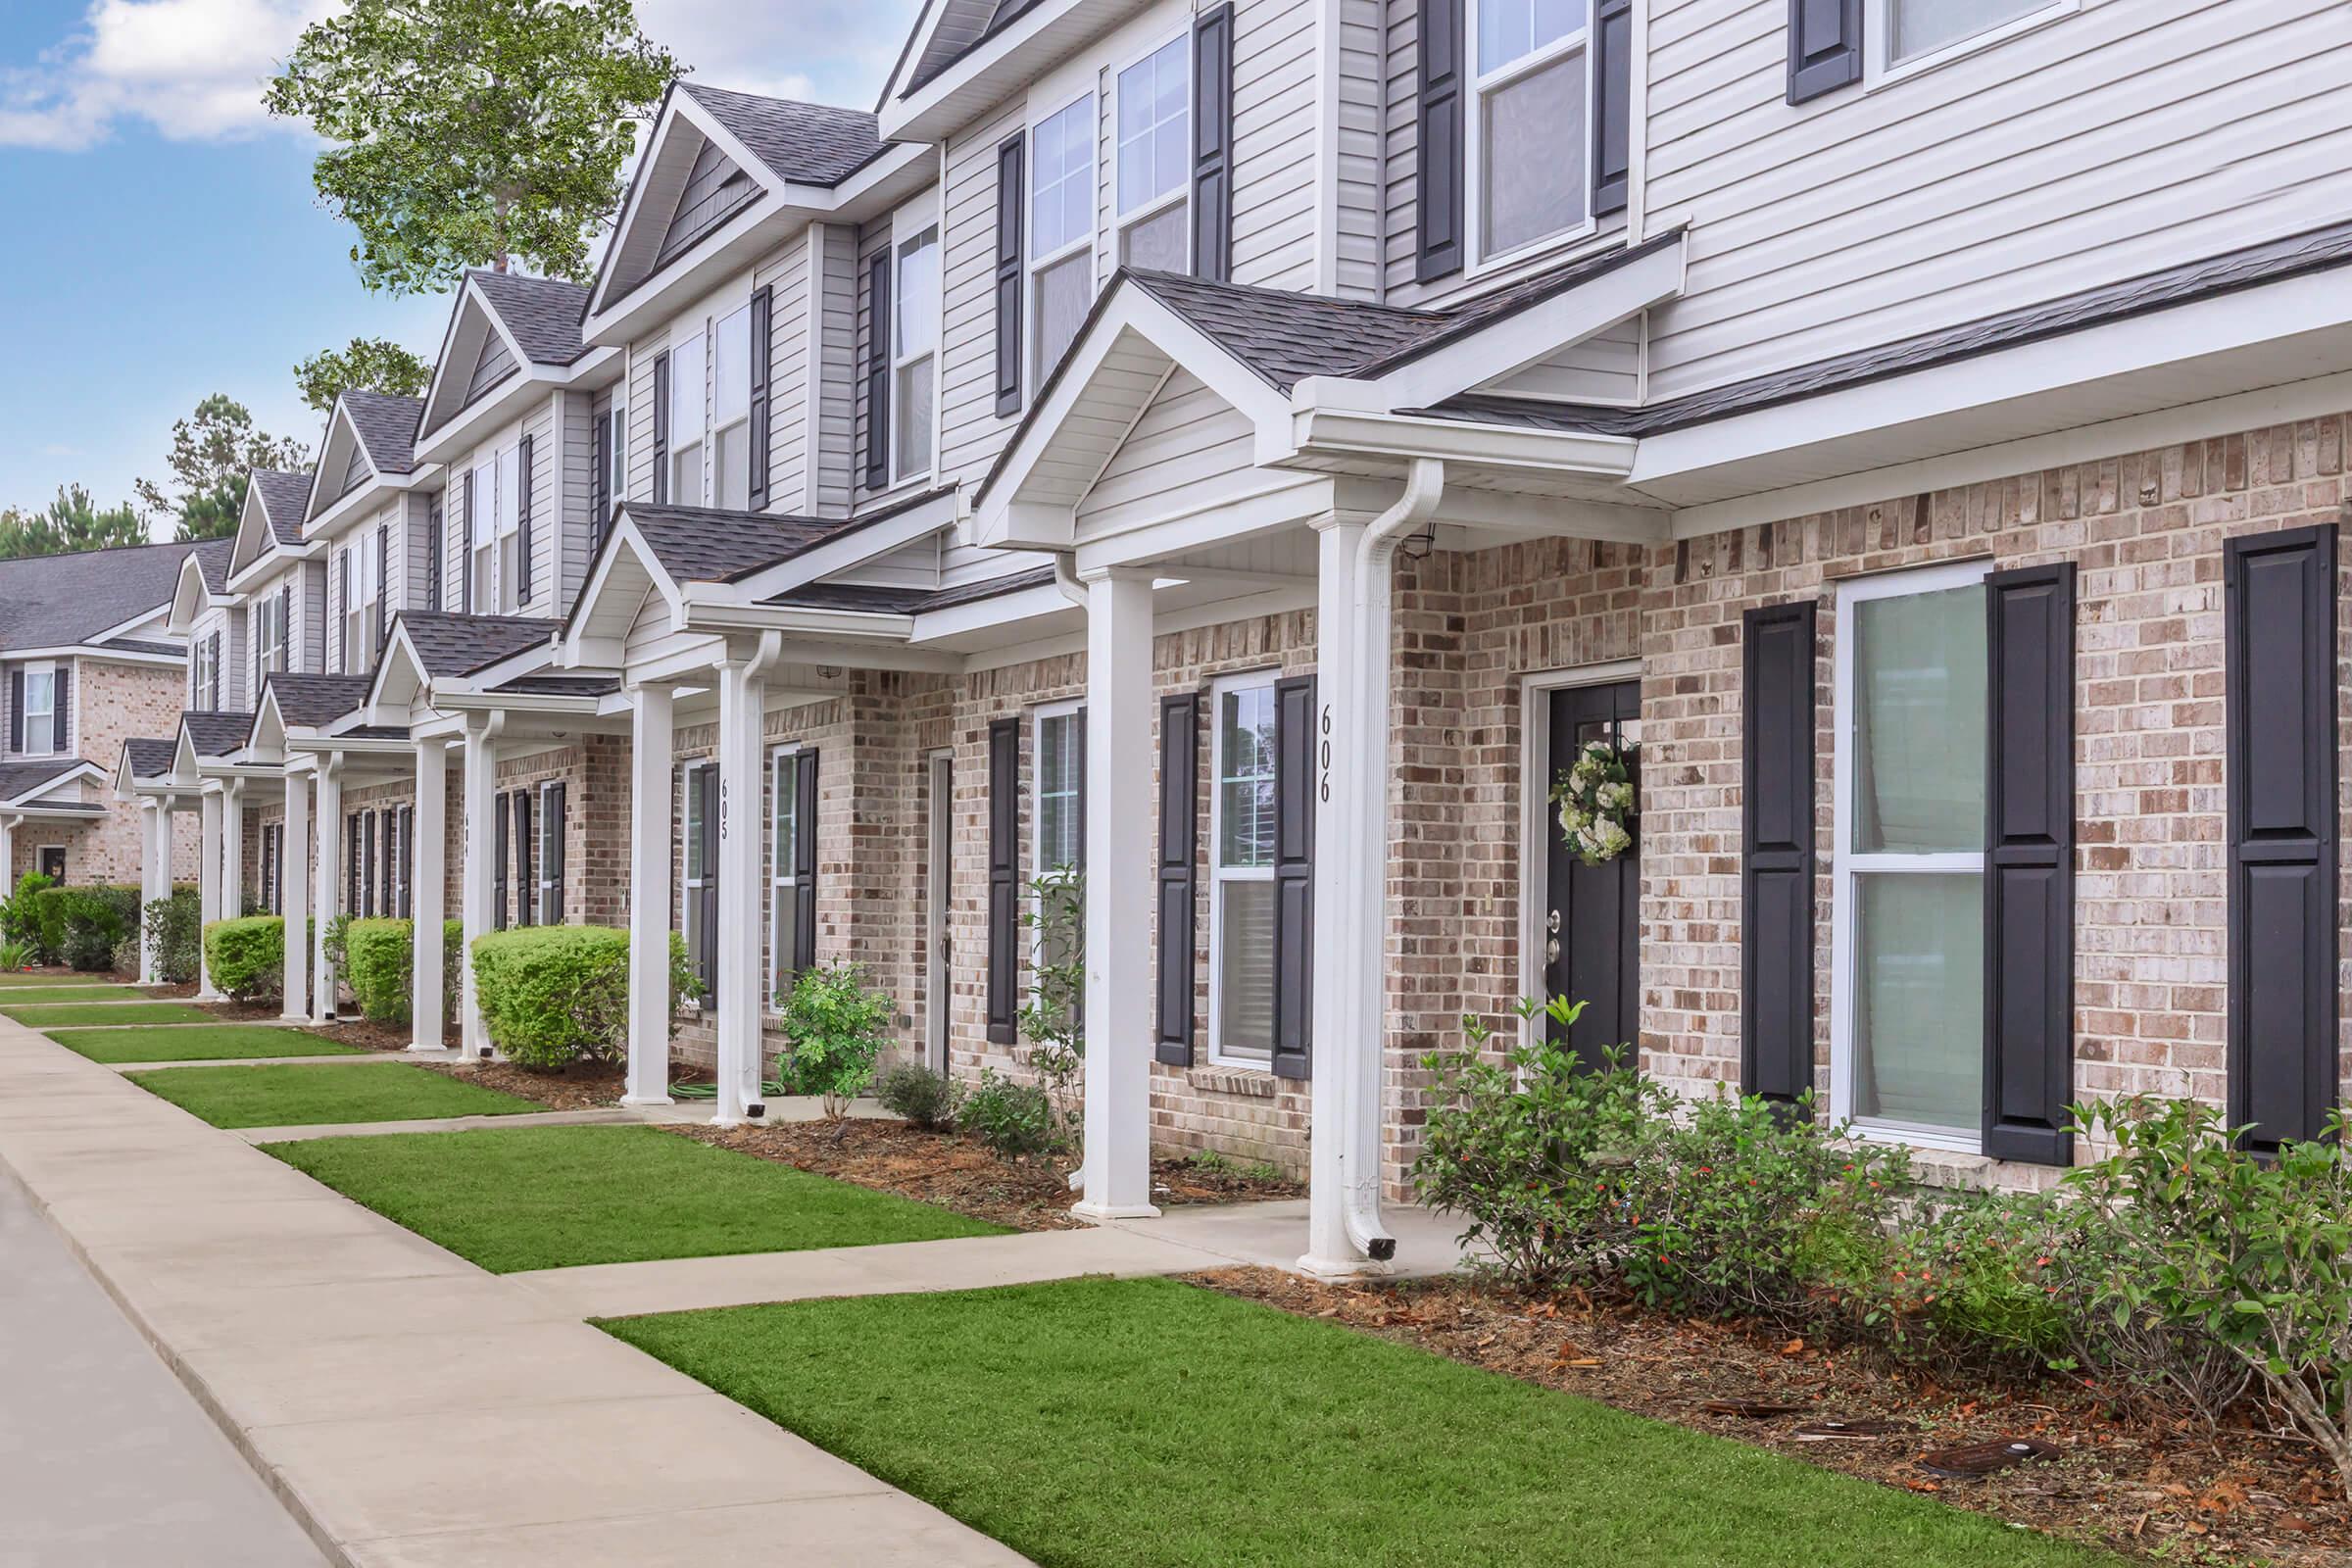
[459,716,501,1056]
[137,799,168,983]
[195,788,224,1001]
[411,739,448,1052]
[624,681,676,1106]
[221,780,246,922]
[712,655,767,1125]
[280,773,310,1021]
[312,760,341,1021]
[0,814,16,896]
[1074,568,1160,1220]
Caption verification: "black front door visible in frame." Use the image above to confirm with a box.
[1543,680,1641,1069]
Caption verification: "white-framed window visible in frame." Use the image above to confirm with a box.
[1114,34,1191,271]
[606,401,628,504]
[1467,0,1592,270]
[1868,0,2075,80]
[468,458,497,611]
[495,444,520,613]
[1033,701,1083,875]
[188,638,215,711]
[893,224,941,483]
[1207,671,1278,1065]
[344,539,377,672]
[711,307,752,511]
[22,663,57,756]
[1028,93,1096,384]
[769,745,803,1002]
[669,330,707,506]
[254,593,281,678]
[534,781,563,925]
[1831,561,1990,1150]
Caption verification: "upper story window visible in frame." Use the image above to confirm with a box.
[894,226,941,482]
[22,664,58,756]
[1115,35,1191,271]
[467,459,495,612]
[1872,0,2072,75]
[711,307,752,511]
[1029,93,1096,381]
[342,535,379,672]
[1471,0,1591,267]
[669,330,707,507]
[189,636,217,711]
[255,590,287,677]
[494,444,520,613]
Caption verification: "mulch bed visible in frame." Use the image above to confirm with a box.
[1200,1267,2349,1566]
[669,1119,1304,1233]
[412,1057,625,1110]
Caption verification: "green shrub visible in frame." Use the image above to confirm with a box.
[344,918,414,1022]
[320,912,353,976]
[27,885,70,965]
[776,961,893,1120]
[875,1062,961,1131]
[0,941,27,970]
[1,872,54,958]
[143,888,200,984]
[48,885,140,970]
[203,916,284,1003]
[958,1069,1061,1157]
[472,925,693,1070]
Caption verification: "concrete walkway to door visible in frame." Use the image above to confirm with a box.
[0,1018,1030,1568]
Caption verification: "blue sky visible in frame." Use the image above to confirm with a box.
[0,0,918,533]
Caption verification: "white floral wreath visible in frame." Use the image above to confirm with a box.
[1551,739,1637,866]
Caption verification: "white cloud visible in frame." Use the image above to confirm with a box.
[635,0,917,106]
[0,0,331,150]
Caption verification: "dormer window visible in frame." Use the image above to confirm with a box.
[1029,94,1095,380]
[669,330,707,506]
[1470,0,1591,266]
[894,225,940,482]
[1115,35,1191,271]
[712,306,752,511]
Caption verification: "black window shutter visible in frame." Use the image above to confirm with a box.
[590,414,611,559]
[425,507,442,613]
[994,133,1025,417]
[382,811,398,918]
[864,250,892,492]
[206,636,219,710]
[279,583,294,665]
[373,523,389,661]
[698,766,719,995]
[338,552,352,671]
[2226,523,2339,1153]
[1740,601,1817,1107]
[1592,0,1633,216]
[8,669,20,752]
[347,812,361,915]
[794,750,819,973]
[1984,564,2077,1165]
[1788,0,1863,104]
[461,473,475,614]
[651,352,672,505]
[513,788,534,927]
[399,806,415,918]
[749,286,772,510]
[493,793,510,931]
[55,665,70,749]
[1155,693,1200,1065]
[1414,0,1465,282]
[1270,674,1316,1080]
[985,718,1019,1045]
[1191,3,1235,282]
[515,433,534,605]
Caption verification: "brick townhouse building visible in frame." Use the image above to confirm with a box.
[126,0,2352,1275]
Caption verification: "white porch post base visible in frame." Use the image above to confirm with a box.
[410,740,448,1051]
[137,800,167,985]
[279,775,310,1020]
[194,789,224,1003]
[312,761,341,1022]
[459,720,499,1058]
[711,658,766,1127]
[623,682,676,1106]
[1073,568,1160,1221]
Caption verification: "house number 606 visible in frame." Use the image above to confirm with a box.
[1317,704,1333,803]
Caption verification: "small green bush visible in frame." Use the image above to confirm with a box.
[46,885,141,970]
[958,1069,1061,1157]
[27,885,70,965]
[875,1062,961,1131]
[344,918,414,1022]
[776,961,893,1120]
[203,916,284,1003]
[0,872,51,956]
[143,888,200,984]
[472,925,693,1070]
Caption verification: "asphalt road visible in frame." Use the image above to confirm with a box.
[0,1174,327,1568]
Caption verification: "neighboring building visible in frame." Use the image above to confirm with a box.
[132,0,2352,1276]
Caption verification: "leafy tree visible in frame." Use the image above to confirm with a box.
[135,395,310,543]
[264,0,679,294]
[296,337,433,416]
[0,486,148,560]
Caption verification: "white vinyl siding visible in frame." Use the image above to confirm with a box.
[757,233,813,514]
[939,95,1028,490]
[1228,0,1321,290]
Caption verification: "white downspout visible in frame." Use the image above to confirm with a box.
[1330,456,1445,1266]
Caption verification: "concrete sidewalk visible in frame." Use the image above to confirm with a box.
[0,1019,1030,1568]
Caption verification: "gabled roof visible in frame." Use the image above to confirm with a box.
[467,270,591,367]
[264,672,371,729]
[0,757,91,802]
[678,83,885,186]
[120,738,175,782]
[395,612,557,679]
[0,538,219,654]
[903,0,1038,94]
[251,471,314,545]
[343,390,424,474]
[622,504,870,585]
[179,710,254,760]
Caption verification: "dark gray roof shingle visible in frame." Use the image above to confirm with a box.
[180,711,253,760]
[763,564,1057,615]
[468,270,591,366]
[0,538,221,654]
[494,674,621,697]
[101,637,184,658]
[121,738,175,781]
[342,390,424,476]
[395,612,555,678]
[621,504,870,584]
[680,83,886,186]
[265,672,371,728]
[251,470,315,545]
[0,758,89,801]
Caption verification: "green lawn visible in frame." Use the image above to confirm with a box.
[602,1278,2123,1568]
[126,1061,539,1129]
[0,971,113,986]
[268,1125,1007,1272]
[0,985,157,1004]
[8,1002,215,1027]
[51,1023,368,1064]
